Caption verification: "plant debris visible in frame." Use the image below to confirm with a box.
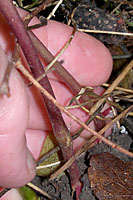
[88,152,133,200]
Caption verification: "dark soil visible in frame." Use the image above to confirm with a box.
[32,128,133,200]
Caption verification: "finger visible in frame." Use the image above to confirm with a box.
[17,8,113,152]
[17,7,112,86]
[0,47,36,188]
[0,189,22,200]
[27,84,51,131]
[25,129,48,160]
[45,20,113,86]
[28,79,95,135]
[0,8,113,131]
[25,19,112,130]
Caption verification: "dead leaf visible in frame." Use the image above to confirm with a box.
[88,152,133,200]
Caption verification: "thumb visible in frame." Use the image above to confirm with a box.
[0,47,36,188]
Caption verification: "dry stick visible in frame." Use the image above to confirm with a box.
[102,83,133,94]
[24,1,76,84]
[0,0,81,192]
[28,26,76,86]
[50,105,132,179]
[47,0,63,20]
[16,61,133,158]
[111,2,122,14]
[87,109,132,147]
[27,183,52,200]
[78,29,133,36]
[36,24,76,82]
[89,59,133,116]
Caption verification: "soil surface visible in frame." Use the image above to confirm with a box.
[32,128,133,200]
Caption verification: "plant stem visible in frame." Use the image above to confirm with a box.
[0,0,81,193]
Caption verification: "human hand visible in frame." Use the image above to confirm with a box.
[0,8,112,190]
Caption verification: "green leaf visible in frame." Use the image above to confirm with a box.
[18,186,40,200]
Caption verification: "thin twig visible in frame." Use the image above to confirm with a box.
[72,104,104,140]
[50,105,132,179]
[78,29,133,36]
[47,0,63,20]
[36,24,76,82]
[27,182,52,200]
[111,2,122,14]
[27,17,47,30]
[16,60,133,158]
[102,83,133,94]
[89,59,133,115]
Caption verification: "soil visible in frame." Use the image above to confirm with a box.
[32,128,133,200]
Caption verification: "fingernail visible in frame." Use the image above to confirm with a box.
[27,149,36,174]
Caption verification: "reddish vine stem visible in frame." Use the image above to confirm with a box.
[0,0,81,194]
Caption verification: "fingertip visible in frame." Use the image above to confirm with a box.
[15,8,113,87]
[46,20,113,86]
[0,47,36,188]
[0,133,36,188]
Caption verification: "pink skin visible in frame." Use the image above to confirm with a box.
[0,7,113,195]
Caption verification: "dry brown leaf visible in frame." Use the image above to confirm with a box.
[88,152,133,200]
